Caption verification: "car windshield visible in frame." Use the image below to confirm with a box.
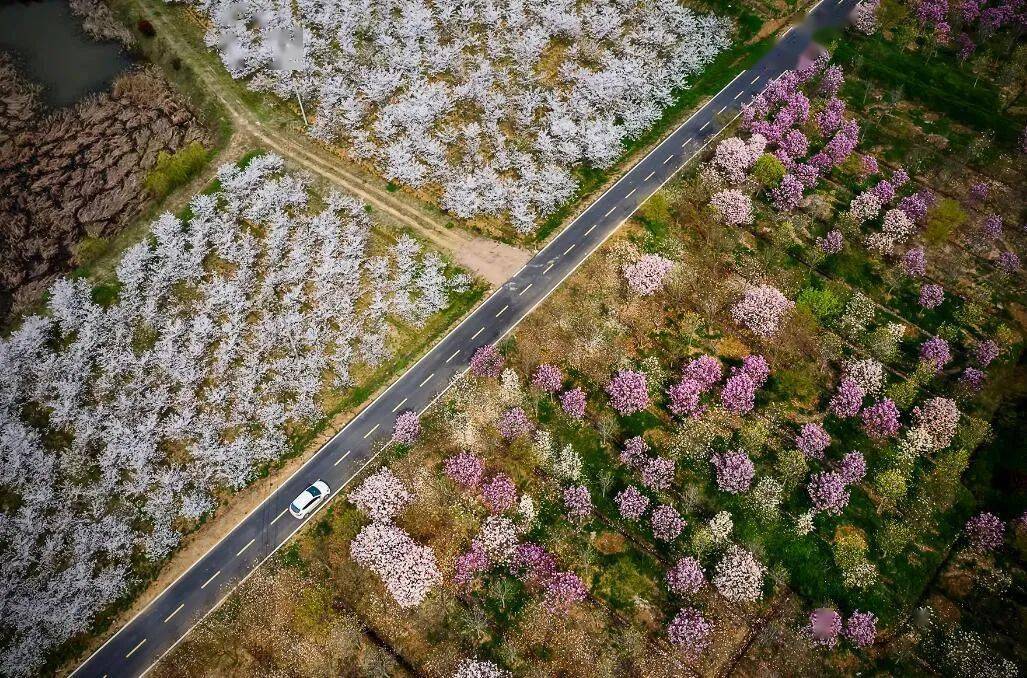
[307,485,321,498]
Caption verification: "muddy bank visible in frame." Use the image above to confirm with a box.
[0,55,209,318]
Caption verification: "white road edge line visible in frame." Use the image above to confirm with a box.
[81,37,762,678]
[390,397,407,413]
[163,605,184,624]
[362,423,379,439]
[236,539,255,557]
[200,571,220,589]
[126,639,146,659]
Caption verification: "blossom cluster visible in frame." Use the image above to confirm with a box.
[623,254,675,296]
[731,285,795,338]
[350,521,442,608]
[348,468,414,522]
[713,545,766,602]
[606,369,650,414]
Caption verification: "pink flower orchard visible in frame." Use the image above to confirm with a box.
[498,406,534,439]
[809,608,842,648]
[606,369,650,414]
[350,521,442,608]
[731,285,794,338]
[668,607,713,656]
[559,387,587,419]
[710,189,754,226]
[622,254,674,296]
[481,473,517,514]
[829,379,865,418]
[918,283,944,309]
[860,398,901,440]
[392,410,421,444]
[469,344,504,378]
[966,512,1005,552]
[545,571,587,612]
[712,450,755,493]
[666,556,706,595]
[615,485,650,521]
[796,422,831,460]
[348,467,413,522]
[844,611,877,648]
[444,451,486,489]
[651,504,685,542]
[563,485,593,521]
[531,363,564,393]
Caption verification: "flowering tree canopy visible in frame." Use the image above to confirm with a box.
[731,285,794,338]
[348,468,413,522]
[713,545,766,602]
[469,344,504,378]
[392,410,421,444]
[351,521,442,608]
[623,254,675,296]
[606,369,650,415]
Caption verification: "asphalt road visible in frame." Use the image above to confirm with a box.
[72,1,859,675]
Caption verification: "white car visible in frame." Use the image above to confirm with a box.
[289,480,330,519]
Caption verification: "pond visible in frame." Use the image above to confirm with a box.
[0,0,133,108]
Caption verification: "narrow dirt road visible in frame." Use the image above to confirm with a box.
[133,0,530,285]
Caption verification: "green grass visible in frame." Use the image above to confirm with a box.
[821,29,1026,147]
[144,141,211,199]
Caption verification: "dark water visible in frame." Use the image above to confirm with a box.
[0,0,133,108]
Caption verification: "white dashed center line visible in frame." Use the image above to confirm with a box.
[391,397,408,413]
[734,90,743,100]
[445,350,460,364]
[418,373,434,387]
[717,105,727,114]
[518,283,533,296]
[270,508,288,525]
[495,305,509,317]
[644,170,655,181]
[751,75,760,84]
[663,154,674,164]
[563,244,575,255]
[201,570,220,589]
[163,604,184,624]
[603,206,616,217]
[236,539,255,557]
[362,423,380,439]
[700,121,710,131]
[125,639,146,659]
[333,449,352,466]
[584,223,597,236]
[625,188,636,199]
[471,327,485,340]
[543,262,555,274]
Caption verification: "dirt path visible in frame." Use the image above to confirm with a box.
[133,0,530,286]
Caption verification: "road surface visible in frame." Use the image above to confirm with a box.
[72,1,858,675]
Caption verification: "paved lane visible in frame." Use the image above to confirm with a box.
[72,1,858,674]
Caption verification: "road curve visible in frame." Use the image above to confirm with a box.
[72,1,858,675]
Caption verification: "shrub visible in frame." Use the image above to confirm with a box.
[144,141,209,199]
